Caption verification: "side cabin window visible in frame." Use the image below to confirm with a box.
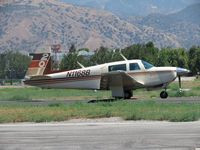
[108,64,126,72]
[129,63,141,71]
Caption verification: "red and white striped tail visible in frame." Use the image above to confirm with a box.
[25,53,52,79]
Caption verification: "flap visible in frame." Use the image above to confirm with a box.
[102,71,143,89]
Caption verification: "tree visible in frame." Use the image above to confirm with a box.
[69,44,76,53]
[60,44,96,70]
[122,42,159,65]
[157,48,188,68]
[59,48,80,70]
[0,51,31,79]
[188,46,200,74]
[90,46,112,65]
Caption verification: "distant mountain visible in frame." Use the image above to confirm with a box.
[60,0,200,49]
[60,0,198,17]
[0,0,180,53]
[134,3,200,48]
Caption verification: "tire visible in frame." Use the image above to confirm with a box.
[160,91,168,99]
[124,90,133,99]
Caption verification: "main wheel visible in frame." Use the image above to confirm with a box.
[124,90,133,99]
[160,91,168,99]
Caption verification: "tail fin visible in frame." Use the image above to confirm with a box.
[25,53,52,79]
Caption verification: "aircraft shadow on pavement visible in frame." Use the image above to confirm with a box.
[88,98,121,103]
[88,97,138,103]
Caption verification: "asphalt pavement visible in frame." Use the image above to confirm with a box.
[0,120,200,150]
[0,96,200,106]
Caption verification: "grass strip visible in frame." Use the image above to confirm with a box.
[0,100,199,123]
[0,79,199,101]
[0,87,111,101]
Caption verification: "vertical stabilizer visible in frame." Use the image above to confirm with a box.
[25,53,51,79]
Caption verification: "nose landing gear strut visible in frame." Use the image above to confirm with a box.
[160,75,183,99]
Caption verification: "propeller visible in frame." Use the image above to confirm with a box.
[176,67,190,93]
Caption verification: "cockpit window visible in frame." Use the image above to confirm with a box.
[142,60,154,69]
[108,64,126,72]
[129,63,141,71]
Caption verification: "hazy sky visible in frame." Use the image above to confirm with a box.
[60,0,199,16]
[61,0,200,16]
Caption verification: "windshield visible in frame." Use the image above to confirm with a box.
[142,60,154,69]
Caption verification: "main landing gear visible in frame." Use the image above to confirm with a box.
[110,84,133,99]
[124,90,133,99]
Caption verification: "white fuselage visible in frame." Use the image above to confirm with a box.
[27,60,177,90]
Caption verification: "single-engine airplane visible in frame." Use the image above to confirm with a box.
[24,53,190,99]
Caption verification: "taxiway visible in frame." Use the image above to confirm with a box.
[0,120,200,150]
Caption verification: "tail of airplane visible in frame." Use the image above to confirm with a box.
[25,53,52,79]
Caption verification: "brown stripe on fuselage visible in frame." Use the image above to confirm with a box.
[24,75,101,86]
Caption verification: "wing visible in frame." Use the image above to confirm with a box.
[100,71,144,90]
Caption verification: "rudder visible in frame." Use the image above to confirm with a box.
[25,53,51,79]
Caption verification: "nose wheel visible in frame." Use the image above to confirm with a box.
[160,91,168,99]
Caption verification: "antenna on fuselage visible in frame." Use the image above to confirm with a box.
[77,61,85,68]
[119,49,128,61]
